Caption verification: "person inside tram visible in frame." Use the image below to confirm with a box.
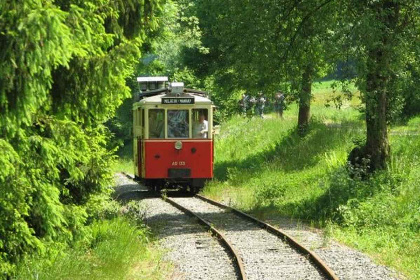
[193,113,208,138]
[149,110,164,138]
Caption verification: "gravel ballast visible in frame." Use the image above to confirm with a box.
[171,196,325,280]
[264,217,402,280]
[114,174,237,280]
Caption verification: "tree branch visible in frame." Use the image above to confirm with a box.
[283,0,336,61]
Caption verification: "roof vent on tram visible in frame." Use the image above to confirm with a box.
[137,76,168,91]
[135,76,169,100]
[169,82,184,97]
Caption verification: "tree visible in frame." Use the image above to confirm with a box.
[342,0,420,170]
[187,0,336,133]
[0,0,164,275]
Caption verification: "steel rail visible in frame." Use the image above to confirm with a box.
[195,194,340,280]
[121,173,245,279]
[163,195,247,280]
[122,172,136,181]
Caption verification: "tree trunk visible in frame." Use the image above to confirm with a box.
[298,65,312,135]
[364,50,390,170]
[362,0,399,171]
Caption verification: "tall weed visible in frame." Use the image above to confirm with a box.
[14,217,167,280]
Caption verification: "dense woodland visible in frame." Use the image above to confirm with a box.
[1,0,419,278]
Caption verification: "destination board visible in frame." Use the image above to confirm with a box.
[162,97,195,104]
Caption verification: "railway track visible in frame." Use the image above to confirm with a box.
[166,195,338,280]
[164,194,247,279]
[195,195,338,279]
[123,173,339,280]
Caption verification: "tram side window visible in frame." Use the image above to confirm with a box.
[192,109,208,139]
[136,109,142,126]
[167,110,189,138]
[148,109,164,138]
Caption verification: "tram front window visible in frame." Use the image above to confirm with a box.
[148,109,164,138]
[168,110,189,138]
[192,109,208,139]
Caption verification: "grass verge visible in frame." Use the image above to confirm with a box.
[14,196,171,280]
[15,217,170,280]
[112,158,134,175]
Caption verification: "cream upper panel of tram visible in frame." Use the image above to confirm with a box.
[133,94,213,108]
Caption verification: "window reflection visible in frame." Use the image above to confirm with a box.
[167,110,189,138]
[148,109,164,138]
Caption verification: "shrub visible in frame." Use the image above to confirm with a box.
[0,119,115,277]
[255,183,285,206]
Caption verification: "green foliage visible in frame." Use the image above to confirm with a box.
[0,119,116,276]
[0,0,164,276]
[255,182,285,207]
[186,0,338,100]
[0,0,164,137]
[0,140,41,275]
[336,0,419,168]
[0,2,73,136]
[111,158,135,175]
[137,0,207,79]
[189,0,420,168]
[399,62,420,120]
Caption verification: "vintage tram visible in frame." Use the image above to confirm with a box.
[133,77,215,193]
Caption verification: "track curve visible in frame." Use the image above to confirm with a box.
[168,195,338,280]
[195,194,339,280]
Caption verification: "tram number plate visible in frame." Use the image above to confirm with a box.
[172,161,186,166]
[162,97,195,104]
[168,168,191,178]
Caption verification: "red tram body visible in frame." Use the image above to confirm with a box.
[133,77,215,192]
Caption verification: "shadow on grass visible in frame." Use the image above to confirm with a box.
[248,164,398,225]
[214,120,361,182]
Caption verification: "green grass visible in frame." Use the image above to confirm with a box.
[112,139,135,175]
[14,217,171,280]
[111,158,134,175]
[203,81,420,279]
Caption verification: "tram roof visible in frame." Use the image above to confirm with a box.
[133,93,213,108]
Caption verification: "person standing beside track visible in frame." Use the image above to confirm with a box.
[256,92,266,118]
[274,92,286,119]
[239,94,249,116]
[248,96,257,117]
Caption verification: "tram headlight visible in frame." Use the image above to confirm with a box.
[175,141,183,150]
